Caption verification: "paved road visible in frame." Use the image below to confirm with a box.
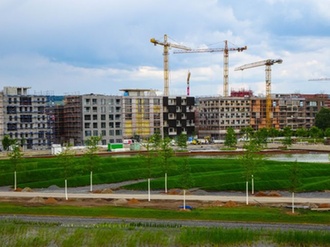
[1,190,330,205]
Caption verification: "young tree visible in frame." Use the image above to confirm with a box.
[178,157,194,210]
[253,128,268,149]
[159,137,174,193]
[282,126,293,148]
[84,136,101,192]
[2,135,16,152]
[239,140,262,204]
[289,160,300,214]
[57,144,76,200]
[309,126,323,139]
[177,133,188,151]
[142,136,159,201]
[224,127,237,148]
[8,141,23,190]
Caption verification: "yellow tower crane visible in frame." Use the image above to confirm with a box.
[174,40,247,97]
[150,34,191,96]
[235,59,283,129]
[308,78,330,81]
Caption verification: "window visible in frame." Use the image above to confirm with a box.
[85,130,91,136]
[109,122,114,128]
[93,130,98,136]
[115,130,122,136]
[101,122,106,128]
[109,114,114,120]
[84,115,91,121]
[109,130,114,136]
[101,114,106,120]
[115,122,121,128]
[93,123,98,128]
[85,123,90,128]
[101,130,106,136]
[92,98,97,105]
[93,115,98,120]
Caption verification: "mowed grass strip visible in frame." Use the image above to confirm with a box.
[0,155,329,192]
[0,203,330,225]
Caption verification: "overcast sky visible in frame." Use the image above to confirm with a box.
[0,0,329,97]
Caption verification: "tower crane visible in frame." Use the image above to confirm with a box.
[187,71,191,96]
[308,78,330,81]
[174,40,247,97]
[235,59,283,129]
[150,34,191,96]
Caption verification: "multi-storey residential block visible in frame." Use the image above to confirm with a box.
[0,87,55,150]
[196,92,328,139]
[121,89,163,140]
[163,96,195,137]
[197,96,251,139]
[58,94,123,146]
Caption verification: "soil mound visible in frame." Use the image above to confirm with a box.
[113,198,128,205]
[22,187,33,192]
[45,197,58,204]
[28,197,45,203]
[224,200,237,207]
[128,198,140,204]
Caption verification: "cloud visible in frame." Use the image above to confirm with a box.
[0,0,329,96]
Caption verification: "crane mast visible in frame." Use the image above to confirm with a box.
[187,71,191,96]
[150,34,191,96]
[235,59,283,129]
[174,40,247,97]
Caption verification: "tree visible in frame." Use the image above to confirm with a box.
[296,128,308,139]
[8,141,23,190]
[289,160,300,214]
[57,144,76,200]
[282,126,293,148]
[324,128,330,138]
[239,140,262,204]
[177,133,188,151]
[178,157,194,210]
[224,127,237,148]
[308,126,323,139]
[159,137,174,193]
[2,135,16,151]
[253,128,268,149]
[315,107,330,131]
[84,136,101,192]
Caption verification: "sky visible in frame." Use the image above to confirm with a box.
[0,0,329,97]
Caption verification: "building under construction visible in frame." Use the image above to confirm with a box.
[0,87,56,150]
[196,90,328,139]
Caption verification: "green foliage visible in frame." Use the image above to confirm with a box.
[56,144,77,179]
[240,140,263,181]
[159,137,174,174]
[224,127,237,148]
[178,158,194,189]
[2,135,16,151]
[289,160,300,193]
[84,136,101,172]
[177,133,188,151]
[309,126,323,138]
[8,142,23,171]
[315,107,330,131]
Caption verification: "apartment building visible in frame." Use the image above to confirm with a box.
[196,92,328,139]
[163,96,195,137]
[121,89,163,140]
[197,96,251,139]
[57,94,123,146]
[0,87,55,150]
